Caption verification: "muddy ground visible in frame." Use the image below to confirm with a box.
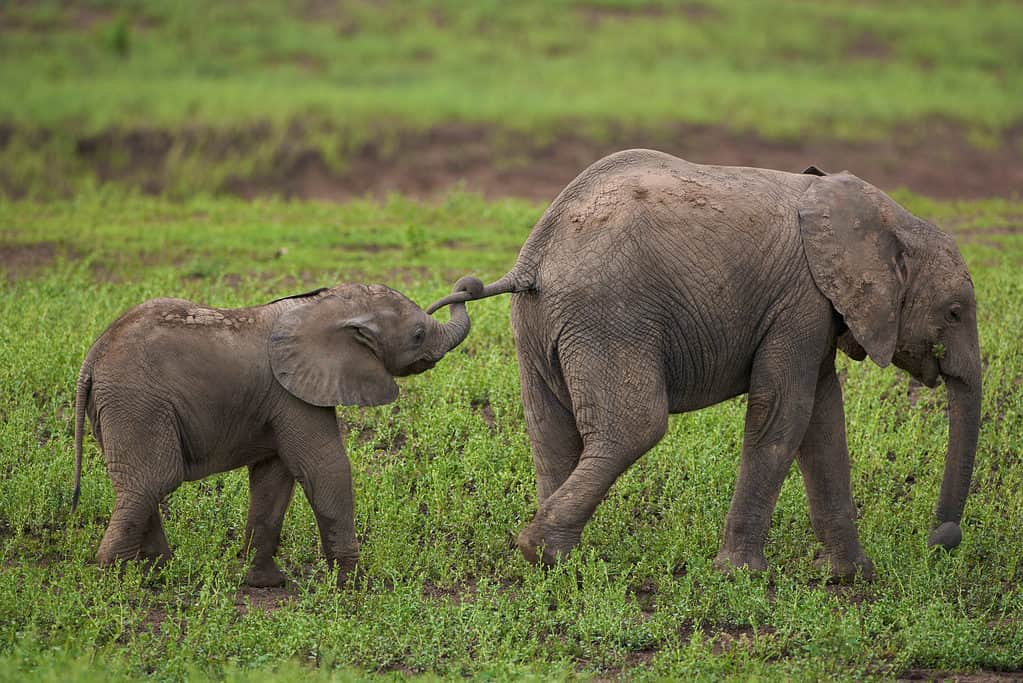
[16,119,1023,203]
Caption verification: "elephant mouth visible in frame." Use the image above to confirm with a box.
[397,358,437,376]
[921,357,941,388]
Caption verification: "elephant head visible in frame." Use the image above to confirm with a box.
[269,283,475,407]
[798,172,981,549]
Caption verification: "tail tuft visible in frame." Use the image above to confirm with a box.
[72,362,92,513]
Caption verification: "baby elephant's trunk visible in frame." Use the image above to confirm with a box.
[430,276,485,354]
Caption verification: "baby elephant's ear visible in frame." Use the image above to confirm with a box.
[269,296,398,407]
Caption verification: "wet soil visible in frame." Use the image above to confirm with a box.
[54,120,1023,203]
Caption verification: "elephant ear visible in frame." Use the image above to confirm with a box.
[798,173,908,368]
[269,295,398,407]
[836,330,868,362]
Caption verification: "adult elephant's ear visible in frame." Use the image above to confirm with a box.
[798,173,909,368]
[269,295,398,407]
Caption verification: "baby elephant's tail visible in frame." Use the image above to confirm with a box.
[72,361,93,512]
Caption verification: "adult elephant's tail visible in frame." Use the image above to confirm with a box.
[426,270,532,313]
[426,206,557,313]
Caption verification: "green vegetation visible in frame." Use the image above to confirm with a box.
[2,190,1022,680]
[1,0,1021,136]
[2,0,1021,679]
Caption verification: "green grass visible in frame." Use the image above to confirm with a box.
[1,0,1021,138]
[1,190,1021,681]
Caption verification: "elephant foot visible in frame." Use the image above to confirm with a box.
[244,563,287,588]
[713,547,768,574]
[813,553,875,583]
[332,554,360,588]
[516,520,580,567]
[138,552,170,577]
[927,522,962,550]
[97,549,169,572]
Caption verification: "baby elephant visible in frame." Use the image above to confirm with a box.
[73,281,477,586]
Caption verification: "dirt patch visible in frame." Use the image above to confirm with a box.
[235,585,294,616]
[140,604,167,632]
[710,624,776,656]
[421,578,479,605]
[0,241,60,281]
[470,398,497,433]
[125,122,1023,201]
[580,1,719,26]
[846,31,892,61]
[9,119,1023,203]
[898,670,1023,682]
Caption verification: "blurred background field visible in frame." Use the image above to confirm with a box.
[1,2,1022,681]
[2,0,1022,200]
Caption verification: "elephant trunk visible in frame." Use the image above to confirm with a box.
[427,277,482,358]
[433,299,471,356]
[928,345,982,550]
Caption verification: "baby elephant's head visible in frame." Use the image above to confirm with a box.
[268,283,473,408]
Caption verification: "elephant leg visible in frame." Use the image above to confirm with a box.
[242,456,295,587]
[517,351,668,566]
[796,364,873,581]
[519,359,583,503]
[275,407,359,587]
[714,336,823,573]
[96,404,183,567]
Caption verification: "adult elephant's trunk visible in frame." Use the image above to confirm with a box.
[928,346,982,550]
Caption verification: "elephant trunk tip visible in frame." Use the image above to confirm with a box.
[927,521,962,550]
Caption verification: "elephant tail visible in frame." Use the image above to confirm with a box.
[72,359,93,512]
[426,269,534,314]
[426,207,563,314]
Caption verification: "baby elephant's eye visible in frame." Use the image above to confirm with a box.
[944,303,962,324]
[412,326,426,344]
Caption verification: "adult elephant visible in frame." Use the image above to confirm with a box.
[74,282,478,586]
[429,150,981,580]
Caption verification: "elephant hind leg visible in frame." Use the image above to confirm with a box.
[517,349,669,566]
[519,358,583,504]
[138,509,172,568]
[96,403,183,567]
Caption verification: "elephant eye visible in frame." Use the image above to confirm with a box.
[944,304,962,324]
[412,325,425,344]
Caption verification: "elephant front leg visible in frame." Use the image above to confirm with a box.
[277,408,360,587]
[796,365,873,581]
[715,340,822,573]
[243,457,295,587]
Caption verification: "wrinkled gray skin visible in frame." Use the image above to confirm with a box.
[74,283,474,587]
[430,150,981,581]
